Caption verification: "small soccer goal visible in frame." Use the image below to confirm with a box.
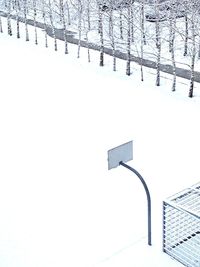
[163,182,200,267]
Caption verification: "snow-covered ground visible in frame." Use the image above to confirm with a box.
[0,17,199,267]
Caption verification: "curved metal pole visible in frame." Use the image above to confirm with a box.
[119,161,152,246]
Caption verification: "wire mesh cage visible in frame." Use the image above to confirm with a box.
[163,182,200,267]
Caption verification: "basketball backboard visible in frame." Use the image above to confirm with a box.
[107,141,133,170]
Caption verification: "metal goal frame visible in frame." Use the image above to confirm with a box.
[163,182,200,267]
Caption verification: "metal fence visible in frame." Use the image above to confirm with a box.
[163,182,200,267]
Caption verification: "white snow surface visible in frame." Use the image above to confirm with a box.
[0,18,200,267]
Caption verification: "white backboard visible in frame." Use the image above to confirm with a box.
[107,141,133,170]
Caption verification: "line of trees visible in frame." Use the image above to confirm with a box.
[0,0,200,97]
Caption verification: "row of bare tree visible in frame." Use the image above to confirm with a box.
[0,0,200,97]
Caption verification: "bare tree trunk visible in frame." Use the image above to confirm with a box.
[126,0,131,76]
[141,0,146,45]
[60,0,68,54]
[188,15,196,98]
[156,42,161,86]
[23,0,29,41]
[87,0,91,31]
[98,3,101,34]
[140,0,145,81]
[168,10,172,52]
[171,36,176,91]
[169,0,176,91]
[42,1,48,47]
[16,16,20,38]
[85,30,91,62]
[155,0,161,86]
[77,0,82,58]
[49,0,57,51]
[33,0,38,44]
[15,0,20,38]
[183,14,188,56]
[85,0,91,62]
[99,4,104,66]
[7,0,12,36]
[0,16,3,33]
[130,3,134,42]
[119,6,123,39]
[189,51,195,97]
[65,0,71,25]
[109,11,112,36]
[109,5,116,71]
